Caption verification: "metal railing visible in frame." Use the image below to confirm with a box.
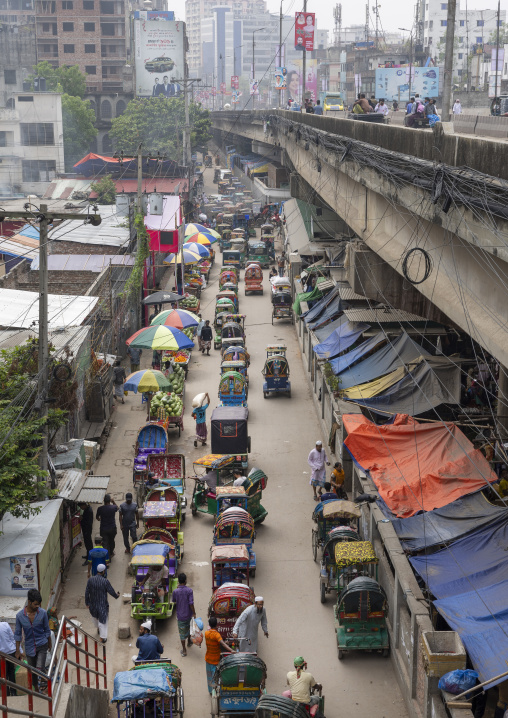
[0,616,107,718]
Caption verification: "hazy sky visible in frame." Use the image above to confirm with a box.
[265,0,507,44]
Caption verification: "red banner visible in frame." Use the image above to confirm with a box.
[220,82,226,94]
[295,11,315,51]
[231,75,239,89]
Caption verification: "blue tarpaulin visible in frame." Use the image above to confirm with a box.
[313,322,369,360]
[410,513,508,598]
[392,493,508,552]
[434,581,508,687]
[329,333,385,375]
[308,296,343,330]
[112,669,173,702]
[337,333,428,389]
[313,316,347,342]
[303,287,340,324]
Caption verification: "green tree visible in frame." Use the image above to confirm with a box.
[110,96,211,160]
[90,174,117,204]
[488,22,508,46]
[62,94,97,170]
[27,62,87,98]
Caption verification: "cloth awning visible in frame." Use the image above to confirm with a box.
[308,295,343,330]
[303,287,340,324]
[343,414,498,518]
[329,333,385,375]
[313,322,370,360]
[313,316,347,342]
[343,366,406,399]
[392,492,508,552]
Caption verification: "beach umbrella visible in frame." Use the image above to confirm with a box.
[185,223,220,239]
[185,230,219,245]
[151,308,200,329]
[126,325,194,351]
[163,248,202,265]
[142,290,184,306]
[183,241,210,258]
[124,369,171,394]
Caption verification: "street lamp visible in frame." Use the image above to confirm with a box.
[252,27,266,108]
[399,27,413,102]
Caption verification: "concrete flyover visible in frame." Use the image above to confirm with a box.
[211,110,508,370]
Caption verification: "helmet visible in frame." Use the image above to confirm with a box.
[294,656,305,667]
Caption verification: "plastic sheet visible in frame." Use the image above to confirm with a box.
[112,669,173,702]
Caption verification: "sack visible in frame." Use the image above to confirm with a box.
[190,618,203,646]
[438,669,478,695]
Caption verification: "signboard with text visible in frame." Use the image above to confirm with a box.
[275,67,287,89]
[375,66,439,100]
[134,19,185,98]
[295,12,315,51]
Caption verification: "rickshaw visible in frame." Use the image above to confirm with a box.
[214,168,222,182]
[311,500,361,562]
[219,371,248,407]
[220,266,239,281]
[232,227,246,239]
[213,506,256,575]
[218,181,230,195]
[141,454,187,515]
[133,422,169,485]
[335,576,389,659]
[216,486,249,514]
[319,526,361,603]
[266,344,286,357]
[272,292,294,324]
[223,345,250,366]
[211,654,267,717]
[262,354,291,398]
[205,154,213,167]
[221,320,245,346]
[223,213,236,226]
[112,663,184,718]
[221,359,248,384]
[254,693,325,718]
[271,277,292,295]
[260,223,274,237]
[223,250,242,272]
[217,290,239,312]
[211,406,250,470]
[143,496,182,542]
[130,541,178,629]
[334,540,379,592]
[212,544,251,590]
[230,239,247,267]
[215,306,236,349]
[221,338,247,356]
[219,270,238,290]
[190,454,236,517]
[208,583,255,641]
[245,263,264,295]
[221,282,239,295]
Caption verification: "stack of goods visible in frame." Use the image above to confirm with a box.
[150,391,184,420]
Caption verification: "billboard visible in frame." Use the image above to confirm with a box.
[231,75,239,89]
[134,19,185,98]
[295,12,315,51]
[375,67,440,101]
[275,67,287,89]
[285,59,317,101]
[250,79,259,95]
[133,10,174,20]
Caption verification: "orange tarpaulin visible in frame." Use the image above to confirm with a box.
[343,414,497,518]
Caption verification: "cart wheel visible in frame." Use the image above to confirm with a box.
[271,315,274,325]
[249,568,256,578]
[247,436,251,453]
[178,425,181,437]
[191,503,197,516]
[151,618,157,634]
[263,392,268,399]
[312,529,318,562]
[382,648,390,658]
[287,388,291,397]
[181,512,186,523]
[291,314,295,325]
[338,648,344,660]
[320,582,326,604]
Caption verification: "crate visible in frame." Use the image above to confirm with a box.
[83,440,100,469]
[421,631,466,677]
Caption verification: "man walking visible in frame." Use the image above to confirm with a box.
[133,620,164,663]
[0,621,18,695]
[313,100,323,115]
[192,392,210,448]
[96,494,118,557]
[85,564,120,643]
[87,535,110,578]
[119,492,139,554]
[232,597,268,653]
[205,617,233,693]
[452,98,462,115]
[113,360,126,404]
[14,589,51,692]
[196,314,206,352]
[127,345,142,374]
[277,252,286,277]
[79,501,94,566]
[308,440,330,501]
[200,320,213,355]
[171,573,196,657]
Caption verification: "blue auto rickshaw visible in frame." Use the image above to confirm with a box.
[219,370,247,407]
[262,353,291,398]
[211,654,267,717]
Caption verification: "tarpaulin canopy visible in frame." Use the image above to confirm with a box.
[313,316,347,342]
[433,580,508,687]
[337,333,428,389]
[308,295,343,330]
[74,152,184,178]
[347,357,460,416]
[303,287,340,324]
[329,333,385,375]
[343,366,406,399]
[392,493,508,552]
[410,513,508,597]
[293,286,323,316]
[313,322,370,360]
[343,414,497,518]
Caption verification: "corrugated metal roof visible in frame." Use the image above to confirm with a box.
[58,469,87,500]
[31,254,135,272]
[57,471,110,502]
[77,476,110,504]
[49,205,130,248]
[0,326,90,355]
[336,284,367,301]
[0,238,39,262]
[0,500,63,558]
[344,308,434,324]
[42,178,92,199]
[0,289,99,329]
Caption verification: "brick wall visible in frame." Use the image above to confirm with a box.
[49,240,128,255]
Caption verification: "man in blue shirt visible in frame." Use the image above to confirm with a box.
[87,535,110,578]
[134,621,164,663]
[14,589,51,692]
[313,100,323,116]
[320,482,338,502]
[192,392,210,447]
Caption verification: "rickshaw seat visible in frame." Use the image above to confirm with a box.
[207,491,216,500]
[136,567,148,581]
[168,558,176,575]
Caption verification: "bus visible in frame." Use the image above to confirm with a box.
[323,92,345,114]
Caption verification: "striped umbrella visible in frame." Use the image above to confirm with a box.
[163,248,202,265]
[185,223,220,239]
[183,241,210,257]
[124,369,171,394]
[185,230,219,245]
[151,308,200,329]
[126,325,194,351]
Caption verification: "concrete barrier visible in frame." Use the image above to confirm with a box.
[55,684,109,718]
[452,114,478,135]
[475,115,508,139]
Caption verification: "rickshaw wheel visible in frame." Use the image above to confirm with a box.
[320,583,326,604]
[131,586,137,605]
[151,618,157,634]
[210,694,219,717]
[287,388,291,398]
[191,503,197,516]
[263,391,268,399]
[382,648,390,658]
[312,529,318,562]
[338,648,344,660]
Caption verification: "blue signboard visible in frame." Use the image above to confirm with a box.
[375,67,440,101]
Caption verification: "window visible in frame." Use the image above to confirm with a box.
[424,20,428,27]
[457,69,463,75]
[85,65,96,74]
[84,21,94,29]
[62,21,73,29]
[63,43,74,52]
[458,36,464,42]
[85,43,95,52]
[20,122,54,145]
[102,133,112,152]
[22,159,56,182]
[101,22,114,35]
[458,53,463,58]
[18,95,33,101]
[116,99,126,115]
[62,0,72,7]
[477,19,484,26]
[428,36,433,43]
[441,20,447,26]
[83,0,93,6]
[440,2,447,8]
[429,20,433,28]
[4,69,16,84]
[100,99,112,117]
[0,132,7,147]
[460,19,465,25]
[42,21,49,29]
[100,0,113,11]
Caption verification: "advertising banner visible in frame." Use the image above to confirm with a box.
[275,67,287,89]
[134,19,185,98]
[285,59,317,101]
[491,48,504,72]
[232,90,242,103]
[231,75,239,89]
[9,555,38,593]
[295,12,315,51]
[250,79,259,95]
[220,82,226,94]
[489,73,502,98]
[375,66,439,100]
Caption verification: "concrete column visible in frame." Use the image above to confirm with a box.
[322,377,326,419]
[392,576,404,649]
[497,364,508,440]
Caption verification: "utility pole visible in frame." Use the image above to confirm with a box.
[365,3,369,42]
[279,0,283,109]
[374,0,379,47]
[0,205,101,473]
[441,0,456,120]
[494,0,501,102]
[137,142,143,213]
[302,0,308,103]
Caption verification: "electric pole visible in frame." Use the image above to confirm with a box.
[441,0,456,119]
[494,0,501,102]
[279,0,283,109]
[302,0,307,104]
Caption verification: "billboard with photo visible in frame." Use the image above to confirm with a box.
[285,59,317,102]
[250,79,259,95]
[134,19,185,98]
[275,67,287,89]
[295,12,315,51]
[375,66,440,100]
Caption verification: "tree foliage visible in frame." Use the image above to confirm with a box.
[110,96,212,159]
[488,23,508,46]
[62,94,97,171]
[27,62,87,98]
[90,174,117,204]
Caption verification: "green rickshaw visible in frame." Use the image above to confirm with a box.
[130,540,178,631]
[335,575,390,659]
[247,240,270,268]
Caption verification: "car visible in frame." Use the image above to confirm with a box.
[323,93,344,112]
[145,56,175,72]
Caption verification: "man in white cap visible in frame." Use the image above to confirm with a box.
[232,597,268,653]
[308,441,330,501]
[133,620,164,663]
[84,564,120,644]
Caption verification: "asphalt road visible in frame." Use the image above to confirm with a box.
[58,167,408,717]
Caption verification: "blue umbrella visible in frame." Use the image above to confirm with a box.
[183,241,211,258]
